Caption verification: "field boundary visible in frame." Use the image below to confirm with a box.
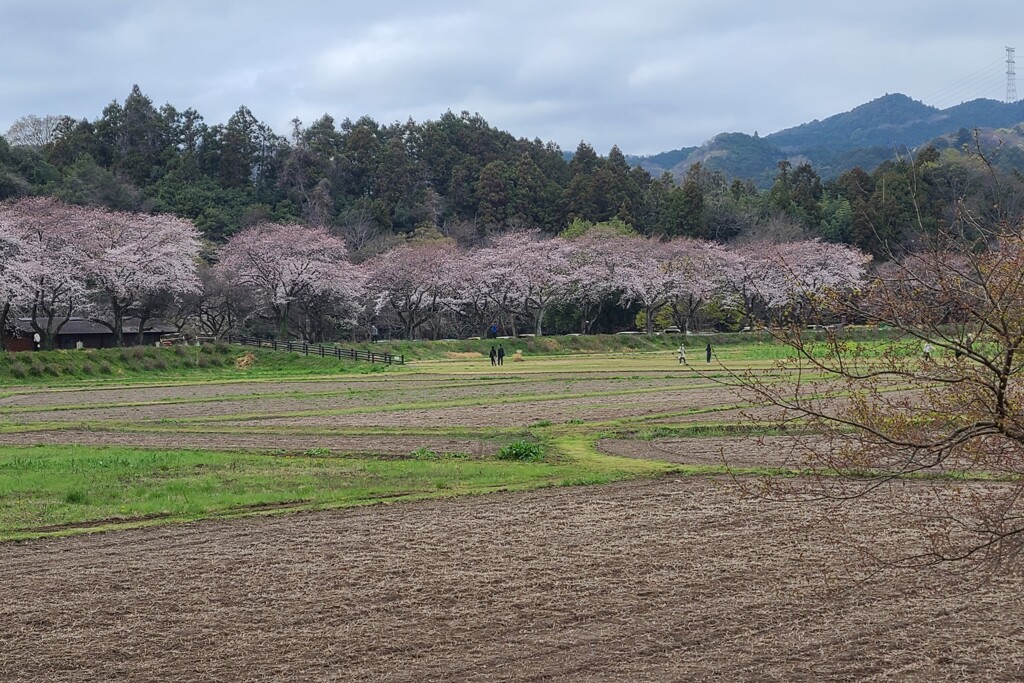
[228,334,404,365]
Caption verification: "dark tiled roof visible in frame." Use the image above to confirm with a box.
[13,318,177,335]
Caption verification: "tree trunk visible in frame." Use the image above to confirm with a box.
[111,299,125,347]
[0,300,10,352]
[534,306,545,336]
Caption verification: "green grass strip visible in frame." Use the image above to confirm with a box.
[0,442,664,541]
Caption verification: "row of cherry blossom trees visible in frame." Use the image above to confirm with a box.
[0,198,201,350]
[1,197,871,347]
[199,222,870,342]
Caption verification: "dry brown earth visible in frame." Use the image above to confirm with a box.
[0,430,496,456]
[3,478,1022,682]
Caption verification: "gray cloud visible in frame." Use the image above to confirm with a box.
[2,0,1022,155]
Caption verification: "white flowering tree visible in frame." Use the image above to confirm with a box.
[217,222,361,340]
[81,210,203,346]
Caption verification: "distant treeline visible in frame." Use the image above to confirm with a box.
[2,85,1023,258]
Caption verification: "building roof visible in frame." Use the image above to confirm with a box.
[12,317,177,336]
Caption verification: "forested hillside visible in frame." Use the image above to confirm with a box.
[631,94,1024,185]
[2,85,1024,261]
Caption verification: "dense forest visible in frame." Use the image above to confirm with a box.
[2,85,1024,262]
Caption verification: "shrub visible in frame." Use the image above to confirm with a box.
[142,359,157,371]
[172,344,188,357]
[44,364,61,376]
[119,346,147,362]
[197,356,211,368]
[215,342,232,354]
[64,489,89,505]
[537,338,561,353]
[497,440,545,462]
[200,344,215,355]
[80,362,95,375]
[410,447,440,460]
[98,361,114,374]
[29,361,45,376]
[10,364,28,379]
[154,358,168,371]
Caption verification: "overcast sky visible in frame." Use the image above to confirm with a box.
[2,0,1022,155]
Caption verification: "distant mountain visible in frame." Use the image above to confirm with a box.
[628,133,784,186]
[767,93,1024,152]
[629,94,1024,186]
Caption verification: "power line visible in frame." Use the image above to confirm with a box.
[922,57,1005,103]
[931,70,1009,109]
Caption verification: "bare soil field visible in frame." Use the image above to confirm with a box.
[208,389,744,430]
[1,378,730,426]
[0,430,497,456]
[3,477,1022,682]
[0,371,713,409]
[598,436,820,468]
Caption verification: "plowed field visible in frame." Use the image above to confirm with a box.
[2,353,1021,680]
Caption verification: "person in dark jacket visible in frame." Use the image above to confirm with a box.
[705,343,712,364]
[489,346,497,366]
[497,345,505,365]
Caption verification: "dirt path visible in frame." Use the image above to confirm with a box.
[3,478,1022,682]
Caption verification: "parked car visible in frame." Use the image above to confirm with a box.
[660,327,682,334]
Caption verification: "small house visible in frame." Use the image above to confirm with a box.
[5,317,178,352]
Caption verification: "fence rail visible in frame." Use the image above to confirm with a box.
[227,334,404,365]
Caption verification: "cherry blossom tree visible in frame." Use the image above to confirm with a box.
[613,237,688,335]
[174,263,255,339]
[561,234,634,333]
[0,213,36,350]
[0,198,91,349]
[474,231,574,337]
[81,209,203,346]
[363,241,461,340]
[665,239,733,333]
[216,222,361,340]
[473,238,530,337]
[724,240,870,328]
[448,254,501,337]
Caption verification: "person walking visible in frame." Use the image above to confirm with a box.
[705,342,712,364]
[923,342,933,361]
[370,324,378,343]
[489,346,497,366]
[497,345,505,366]
[677,343,686,365]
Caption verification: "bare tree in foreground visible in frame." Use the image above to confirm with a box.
[731,206,1024,570]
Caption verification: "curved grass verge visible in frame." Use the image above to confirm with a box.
[0,442,670,541]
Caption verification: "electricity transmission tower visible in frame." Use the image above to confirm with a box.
[1008,47,1017,103]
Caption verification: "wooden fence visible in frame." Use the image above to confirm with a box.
[227,334,404,365]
